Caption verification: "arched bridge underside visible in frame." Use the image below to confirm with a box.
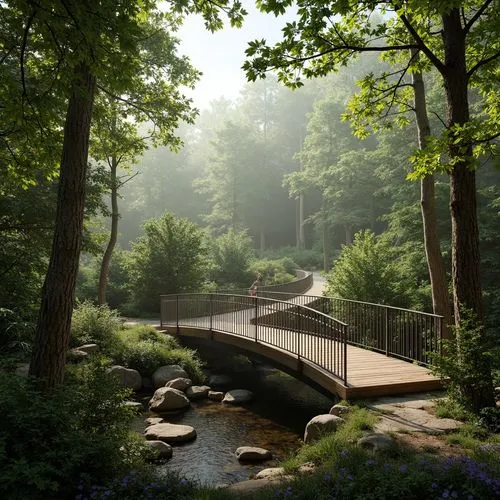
[160,293,443,400]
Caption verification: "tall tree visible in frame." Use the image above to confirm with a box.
[91,16,199,305]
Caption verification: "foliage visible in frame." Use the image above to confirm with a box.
[430,308,497,414]
[262,246,323,270]
[249,257,297,285]
[77,250,132,310]
[325,230,410,307]
[126,213,209,313]
[0,308,33,358]
[0,362,147,499]
[110,325,204,381]
[76,470,195,500]
[70,301,122,351]
[208,230,255,289]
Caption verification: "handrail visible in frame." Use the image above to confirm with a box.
[249,291,443,366]
[216,269,313,297]
[160,293,348,384]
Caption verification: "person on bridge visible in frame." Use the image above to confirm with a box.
[249,274,262,296]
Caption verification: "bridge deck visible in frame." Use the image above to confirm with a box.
[165,315,442,400]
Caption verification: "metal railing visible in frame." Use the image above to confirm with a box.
[160,293,348,384]
[254,292,442,366]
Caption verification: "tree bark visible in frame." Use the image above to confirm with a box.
[411,48,452,337]
[441,9,493,409]
[29,63,96,391]
[98,155,119,305]
[441,10,483,324]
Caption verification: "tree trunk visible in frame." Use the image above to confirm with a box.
[411,48,452,337]
[441,10,483,324]
[98,155,119,305]
[29,63,96,391]
[441,9,493,409]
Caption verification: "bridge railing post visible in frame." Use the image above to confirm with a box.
[176,294,179,334]
[210,294,213,332]
[343,323,347,384]
[385,307,389,356]
[297,309,301,361]
[254,296,258,342]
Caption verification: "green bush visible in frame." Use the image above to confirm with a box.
[0,361,147,500]
[70,301,122,351]
[262,246,323,270]
[208,230,255,289]
[249,257,297,285]
[325,230,410,307]
[430,308,496,415]
[110,325,204,381]
[126,213,209,313]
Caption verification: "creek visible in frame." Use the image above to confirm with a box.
[138,364,335,487]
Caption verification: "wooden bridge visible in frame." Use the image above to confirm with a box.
[160,287,443,400]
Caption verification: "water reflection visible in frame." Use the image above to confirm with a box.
[141,366,334,486]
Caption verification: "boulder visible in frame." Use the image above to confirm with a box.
[145,417,164,426]
[149,387,190,412]
[235,446,272,461]
[209,374,232,386]
[329,404,352,418]
[255,468,285,479]
[75,343,99,354]
[144,440,173,460]
[222,389,253,405]
[152,365,189,388]
[107,365,142,391]
[186,385,210,400]
[165,377,192,391]
[357,433,395,453]
[208,391,224,402]
[67,349,88,363]
[145,423,196,443]
[304,414,344,444]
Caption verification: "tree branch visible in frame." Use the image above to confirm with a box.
[464,0,493,35]
[397,13,445,73]
[474,131,500,144]
[20,10,37,97]
[467,50,500,78]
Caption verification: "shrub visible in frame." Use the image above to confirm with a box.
[0,361,147,500]
[430,307,496,415]
[325,230,410,307]
[126,213,209,313]
[208,230,255,289]
[262,246,323,270]
[110,325,204,381]
[249,257,297,285]
[70,301,122,351]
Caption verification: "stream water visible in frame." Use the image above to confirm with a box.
[137,365,335,487]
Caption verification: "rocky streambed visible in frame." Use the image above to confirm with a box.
[131,364,335,486]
